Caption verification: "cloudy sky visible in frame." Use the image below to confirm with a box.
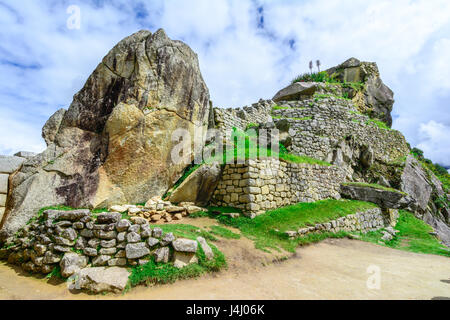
[1,0,449,166]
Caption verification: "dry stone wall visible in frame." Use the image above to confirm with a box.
[272,96,409,164]
[284,207,397,239]
[212,158,346,216]
[213,99,274,132]
[0,209,214,278]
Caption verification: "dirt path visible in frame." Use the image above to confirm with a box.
[0,237,448,300]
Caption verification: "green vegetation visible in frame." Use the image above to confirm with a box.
[245,123,259,130]
[360,211,450,257]
[163,163,203,199]
[193,200,378,252]
[342,182,407,195]
[127,223,226,287]
[366,119,391,130]
[128,243,226,287]
[271,105,290,110]
[411,147,450,192]
[204,127,331,166]
[292,71,340,84]
[209,225,241,239]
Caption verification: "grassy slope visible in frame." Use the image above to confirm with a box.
[192,199,378,252]
[359,210,450,257]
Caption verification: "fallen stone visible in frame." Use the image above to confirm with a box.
[110,205,128,213]
[197,237,214,260]
[172,238,198,253]
[75,267,130,294]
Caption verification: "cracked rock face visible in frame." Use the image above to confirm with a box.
[0,29,210,240]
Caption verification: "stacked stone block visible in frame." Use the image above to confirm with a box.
[272,97,409,163]
[284,207,396,238]
[212,158,346,216]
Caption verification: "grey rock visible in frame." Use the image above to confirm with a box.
[273,82,317,102]
[0,155,26,174]
[33,243,47,256]
[59,253,88,278]
[172,238,198,253]
[42,108,66,146]
[61,228,77,241]
[92,255,111,266]
[168,163,223,206]
[14,151,37,159]
[95,230,117,240]
[173,251,198,269]
[340,183,411,209]
[117,232,126,242]
[83,247,98,257]
[99,248,117,255]
[115,250,126,258]
[108,258,127,267]
[160,232,175,246]
[53,245,71,253]
[96,212,122,224]
[146,237,159,247]
[55,210,91,222]
[154,247,170,263]
[127,232,141,243]
[126,243,150,259]
[54,236,75,246]
[75,267,130,293]
[197,236,214,260]
[73,222,84,229]
[140,225,152,238]
[116,219,131,232]
[128,224,140,233]
[87,238,100,248]
[129,217,147,225]
[43,251,61,264]
[400,155,433,211]
[74,237,87,250]
[100,239,116,248]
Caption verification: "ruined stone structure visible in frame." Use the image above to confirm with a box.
[212,159,345,216]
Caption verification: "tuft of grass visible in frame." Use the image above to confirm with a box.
[366,119,391,130]
[272,115,312,121]
[128,240,226,287]
[209,225,241,239]
[342,182,407,195]
[359,211,450,257]
[203,200,378,252]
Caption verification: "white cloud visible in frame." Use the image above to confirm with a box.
[417,121,450,166]
[0,0,449,166]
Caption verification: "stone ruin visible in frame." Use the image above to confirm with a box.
[0,29,449,292]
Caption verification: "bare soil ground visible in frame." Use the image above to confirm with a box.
[0,218,449,300]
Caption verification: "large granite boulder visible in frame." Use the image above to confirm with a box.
[326,57,394,126]
[0,29,210,240]
[167,163,223,205]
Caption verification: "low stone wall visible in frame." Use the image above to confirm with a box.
[0,209,214,278]
[0,152,35,223]
[284,207,397,238]
[213,99,274,132]
[212,158,346,216]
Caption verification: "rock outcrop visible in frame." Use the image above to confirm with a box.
[0,29,210,240]
[326,57,394,126]
[167,163,223,205]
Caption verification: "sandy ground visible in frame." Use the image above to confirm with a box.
[0,220,449,300]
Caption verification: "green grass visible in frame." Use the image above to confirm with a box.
[366,119,391,130]
[195,200,378,252]
[359,211,450,257]
[204,127,330,166]
[342,182,407,195]
[209,225,241,239]
[127,236,226,287]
